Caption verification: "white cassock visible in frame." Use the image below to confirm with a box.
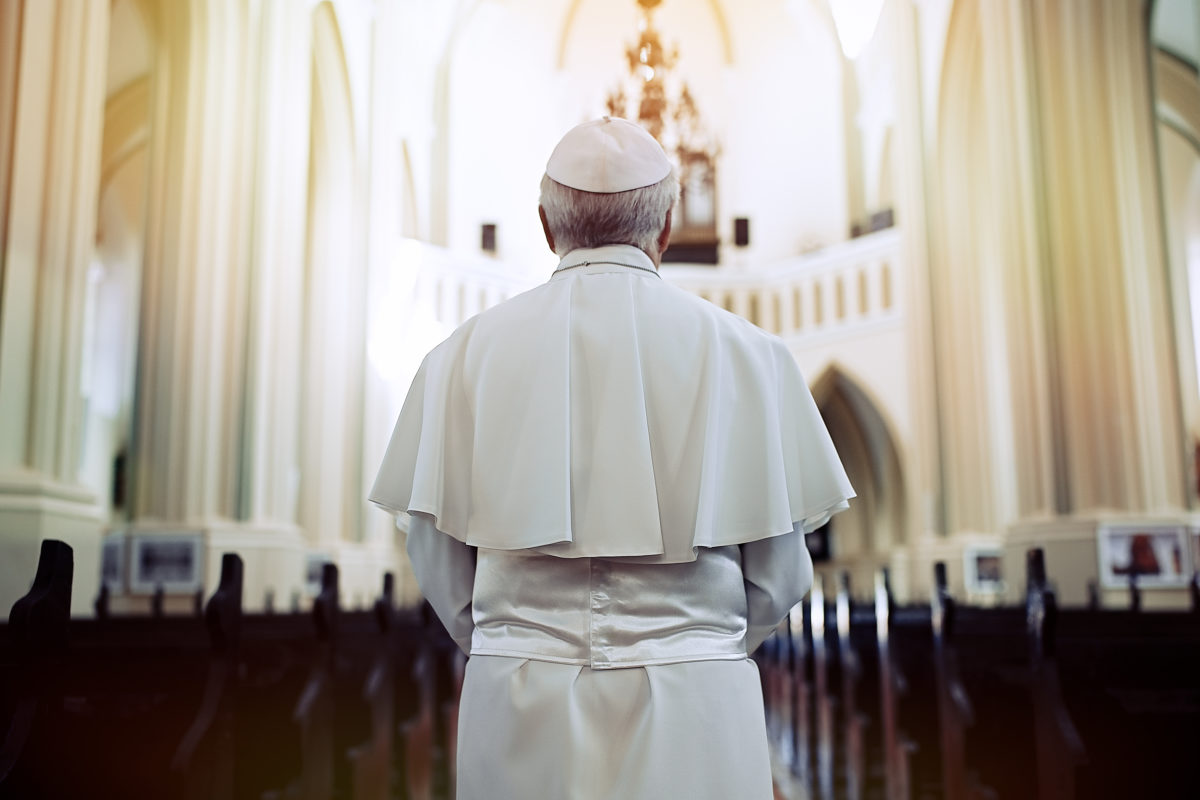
[370,243,854,799]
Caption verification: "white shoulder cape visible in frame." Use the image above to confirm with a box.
[369,245,854,564]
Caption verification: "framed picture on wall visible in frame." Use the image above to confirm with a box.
[963,546,1006,595]
[100,531,127,592]
[129,532,204,594]
[1097,524,1189,589]
[1191,527,1200,576]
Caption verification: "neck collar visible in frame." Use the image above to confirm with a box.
[550,245,660,280]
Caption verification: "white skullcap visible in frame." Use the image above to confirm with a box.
[545,116,672,193]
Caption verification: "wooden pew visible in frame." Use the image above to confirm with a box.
[1,545,451,800]
[764,554,1200,800]
[929,548,1200,800]
[0,540,74,796]
[810,576,839,800]
[235,605,324,798]
[835,572,885,800]
[395,599,462,800]
[776,613,797,771]
[347,573,397,800]
[441,647,466,799]
[1049,568,1200,798]
[13,537,1195,800]
[1024,549,1086,800]
[787,597,815,793]
[401,627,437,800]
[170,552,245,800]
[261,562,396,800]
[10,545,215,798]
[876,569,940,800]
[929,561,1033,800]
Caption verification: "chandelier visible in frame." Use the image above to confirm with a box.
[605,0,720,257]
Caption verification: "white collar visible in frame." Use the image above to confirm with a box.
[550,245,660,280]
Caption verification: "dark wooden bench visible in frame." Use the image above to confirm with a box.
[834,572,885,800]
[876,571,940,800]
[929,561,1035,800]
[0,541,455,800]
[927,547,1200,800]
[787,596,816,793]
[1049,573,1200,798]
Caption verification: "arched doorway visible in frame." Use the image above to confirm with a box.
[810,365,906,599]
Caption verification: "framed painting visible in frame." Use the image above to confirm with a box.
[129,532,204,594]
[964,545,1006,595]
[1097,524,1189,589]
[100,531,127,592]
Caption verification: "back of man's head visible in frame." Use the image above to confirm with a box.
[539,117,679,259]
[539,175,678,257]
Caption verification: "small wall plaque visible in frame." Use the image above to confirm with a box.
[100,531,127,592]
[129,532,205,594]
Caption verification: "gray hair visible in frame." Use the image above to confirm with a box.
[539,172,679,257]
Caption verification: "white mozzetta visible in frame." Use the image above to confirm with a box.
[371,244,854,563]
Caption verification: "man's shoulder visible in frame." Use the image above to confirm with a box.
[437,272,787,360]
[433,280,551,339]
[656,280,787,352]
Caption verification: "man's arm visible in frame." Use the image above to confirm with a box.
[405,512,477,654]
[741,524,814,653]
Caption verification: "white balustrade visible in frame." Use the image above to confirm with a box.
[662,227,902,340]
[395,228,902,339]
[402,241,540,329]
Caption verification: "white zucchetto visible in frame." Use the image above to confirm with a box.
[545,116,672,193]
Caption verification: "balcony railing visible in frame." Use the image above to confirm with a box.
[397,227,902,340]
[662,227,903,339]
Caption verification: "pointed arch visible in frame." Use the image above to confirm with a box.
[810,363,907,557]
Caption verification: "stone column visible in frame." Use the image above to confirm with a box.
[889,0,937,600]
[299,1,360,554]
[1025,0,1186,515]
[238,0,313,533]
[134,0,254,525]
[0,0,112,617]
[918,0,1190,604]
[128,0,316,610]
[127,0,397,612]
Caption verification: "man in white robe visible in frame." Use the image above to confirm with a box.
[370,117,854,799]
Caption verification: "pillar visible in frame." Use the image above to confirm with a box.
[126,0,396,612]
[128,0,315,610]
[918,0,1190,604]
[0,0,111,617]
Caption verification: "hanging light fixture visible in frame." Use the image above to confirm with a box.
[605,0,721,260]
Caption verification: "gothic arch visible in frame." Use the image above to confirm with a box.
[810,364,907,559]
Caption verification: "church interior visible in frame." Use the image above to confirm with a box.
[2,0,1200,797]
